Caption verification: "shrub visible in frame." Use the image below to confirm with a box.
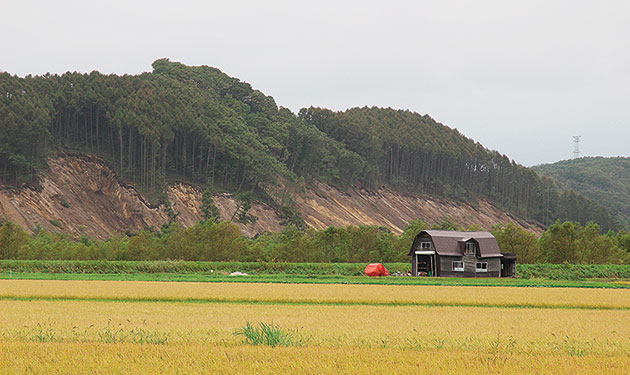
[234,322,301,347]
[0,221,30,259]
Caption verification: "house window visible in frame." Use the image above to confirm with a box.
[465,242,477,255]
[452,261,464,272]
[421,242,432,250]
[476,262,487,272]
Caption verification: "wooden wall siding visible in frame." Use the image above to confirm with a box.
[436,255,501,277]
[415,234,435,250]
[463,254,476,273]
[436,255,441,277]
[411,255,417,276]
[439,256,462,272]
[410,235,434,254]
[439,255,462,278]
[486,257,501,273]
[469,257,501,277]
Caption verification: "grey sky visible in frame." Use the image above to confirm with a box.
[2,0,629,166]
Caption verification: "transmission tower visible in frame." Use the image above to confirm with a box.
[572,136,581,158]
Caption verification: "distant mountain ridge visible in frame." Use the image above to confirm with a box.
[533,157,630,228]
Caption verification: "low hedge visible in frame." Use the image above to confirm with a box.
[0,260,409,276]
[0,260,628,280]
[517,263,630,280]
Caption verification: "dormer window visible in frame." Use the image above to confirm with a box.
[465,242,477,255]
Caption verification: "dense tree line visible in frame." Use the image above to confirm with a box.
[299,107,617,230]
[0,60,617,230]
[0,219,628,264]
[493,221,630,264]
[533,157,630,228]
[0,60,361,196]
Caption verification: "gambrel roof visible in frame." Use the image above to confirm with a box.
[409,230,502,257]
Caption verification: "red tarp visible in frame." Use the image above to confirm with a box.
[364,263,389,277]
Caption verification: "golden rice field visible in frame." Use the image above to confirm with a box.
[3,342,629,375]
[1,280,629,374]
[2,279,629,308]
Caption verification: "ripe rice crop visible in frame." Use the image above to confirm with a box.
[1,279,629,309]
[1,299,628,353]
[1,342,628,375]
[1,279,628,374]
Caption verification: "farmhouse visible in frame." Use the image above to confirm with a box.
[409,230,517,277]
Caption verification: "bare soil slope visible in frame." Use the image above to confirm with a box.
[295,181,540,233]
[0,154,541,239]
[0,153,282,238]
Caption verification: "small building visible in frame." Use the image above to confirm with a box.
[409,230,516,277]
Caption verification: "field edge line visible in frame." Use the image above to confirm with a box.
[0,295,627,311]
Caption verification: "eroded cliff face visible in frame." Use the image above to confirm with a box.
[294,181,541,234]
[165,183,284,236]
[0,154,167,239]
[0,153,542,239]
[0,153,282,238]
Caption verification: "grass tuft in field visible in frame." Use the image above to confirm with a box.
[234,321,301,347]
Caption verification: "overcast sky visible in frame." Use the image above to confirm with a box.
[1,0,628,166]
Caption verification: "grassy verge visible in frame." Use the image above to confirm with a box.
[1,260,629,279]
[1,294,628,310]
[1,271,628,288]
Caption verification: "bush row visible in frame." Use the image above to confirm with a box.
[517,263,630,280]
[1,260,629,280]
[0,260,409,276]
[0,218,628,265]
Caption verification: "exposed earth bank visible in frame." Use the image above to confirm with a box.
[0,153,542,239]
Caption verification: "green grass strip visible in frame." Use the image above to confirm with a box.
[2,260,630,280]
[0,295,627,311]
[1,272,629,289]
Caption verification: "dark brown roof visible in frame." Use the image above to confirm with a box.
[502,252,517,260]
[410,230,502,257]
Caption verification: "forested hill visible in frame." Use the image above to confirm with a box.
[0,59,617,230]
[299,107,616,230]
[533,157,630,228]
